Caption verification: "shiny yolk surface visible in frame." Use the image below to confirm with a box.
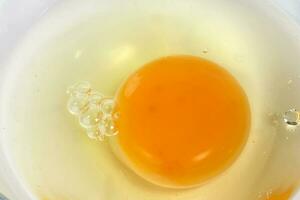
[115,55,251,187]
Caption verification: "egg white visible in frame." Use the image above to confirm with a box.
[1,0,300,200]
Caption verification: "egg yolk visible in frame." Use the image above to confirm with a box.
[114,55,251,187]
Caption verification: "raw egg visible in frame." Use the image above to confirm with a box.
[113,55,251,188]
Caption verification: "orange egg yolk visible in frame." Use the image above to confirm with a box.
[114,55,251,187]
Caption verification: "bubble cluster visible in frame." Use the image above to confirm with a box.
[67,82,119,141]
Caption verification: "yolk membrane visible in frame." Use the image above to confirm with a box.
[114,55,251,188]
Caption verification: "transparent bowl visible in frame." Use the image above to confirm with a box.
[0,0,299,199]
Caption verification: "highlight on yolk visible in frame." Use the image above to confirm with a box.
[113,55,251,188]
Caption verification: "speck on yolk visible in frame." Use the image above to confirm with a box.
[114,55,251,188]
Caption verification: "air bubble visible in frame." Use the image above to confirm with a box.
[202,48,208,54]
[67,96,89,115]
[89,92,104,105]
[79,104,102,128]
[99,115,119,137]
[283,108,300,126]
[67,81,91,96]
[86,127,105,141]
[67,82,119,141]
[100,98,115,115]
